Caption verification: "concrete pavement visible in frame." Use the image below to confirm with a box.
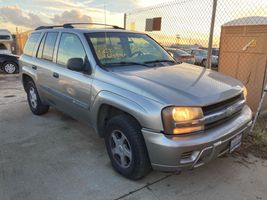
[0,74,266,200]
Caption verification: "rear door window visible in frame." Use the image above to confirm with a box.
[23,32,41,56]
[42,32,58,61]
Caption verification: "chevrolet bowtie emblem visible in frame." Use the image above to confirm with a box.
[226,106,235,116]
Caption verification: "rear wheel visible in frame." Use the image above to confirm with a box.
[26,81,49,115]
[3,62,18,74]
[105,115,151,179]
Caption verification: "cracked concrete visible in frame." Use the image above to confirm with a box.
[0,74,267,200]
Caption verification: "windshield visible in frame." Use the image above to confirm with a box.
[85,32,174,67]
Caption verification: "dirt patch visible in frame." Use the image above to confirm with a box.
[234,116,267,159]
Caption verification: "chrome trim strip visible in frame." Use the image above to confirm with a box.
[192,121,251,168]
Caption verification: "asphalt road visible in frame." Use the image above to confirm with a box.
[0,74,267,200]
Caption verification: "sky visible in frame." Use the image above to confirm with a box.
[0,0,266,46]
[0,0,168,33]
[126,0,267,46]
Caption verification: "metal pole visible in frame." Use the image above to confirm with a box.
[207,0,218,69]
[250,85,267,134]
[124,13,127,29]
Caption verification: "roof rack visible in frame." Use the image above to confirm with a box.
[63,23,124,29]
[35,25,63,30]
[35,23,124,30]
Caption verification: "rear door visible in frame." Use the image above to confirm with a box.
[51,32,93,123]
[35,32,60,105]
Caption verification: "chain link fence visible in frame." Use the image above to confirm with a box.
[125,0,267,135]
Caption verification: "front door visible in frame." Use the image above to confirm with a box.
[51,32,93,123]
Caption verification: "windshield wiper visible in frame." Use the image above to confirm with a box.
[104,61,151,67]
[144,59,176,64]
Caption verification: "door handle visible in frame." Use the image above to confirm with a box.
[32,65,37,70]
[53,72,59,78]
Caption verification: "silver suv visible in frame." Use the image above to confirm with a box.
[20,23,252,180]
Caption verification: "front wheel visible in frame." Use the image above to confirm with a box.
[3,62,18,74]
[26,81,49,115]
[105,115,151,179]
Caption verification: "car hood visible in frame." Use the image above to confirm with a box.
[109,63,243,106]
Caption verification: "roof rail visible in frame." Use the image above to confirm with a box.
[35,25,63,30]
[63,23,124,29]
[35,23,124,30]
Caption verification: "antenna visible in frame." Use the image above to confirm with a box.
[104,0,107,26]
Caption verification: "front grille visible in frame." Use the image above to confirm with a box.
[203,94,243,115]
[202,94,244,129]
[205,110,241,130]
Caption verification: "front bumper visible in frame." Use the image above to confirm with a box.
[142,105,252,171]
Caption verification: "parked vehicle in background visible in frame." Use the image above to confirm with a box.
[0,54,19,74]
[165,48,195,64]
[0,29,13,54]
[211,48,219,56]
[187,49,218,68]
[200,47,220,56]
[20,24,252,180]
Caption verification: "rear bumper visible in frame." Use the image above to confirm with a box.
[142,105,252,171]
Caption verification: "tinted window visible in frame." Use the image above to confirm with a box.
[42,32,58,61]
[23,33,41,56]
[0,35,11,40]
[57,33,86,67]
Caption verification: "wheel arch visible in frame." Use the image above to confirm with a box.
[22,73,34,91]
[91,91,147,138]
[96,104,142,138]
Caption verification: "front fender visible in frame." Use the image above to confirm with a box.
[90,90,164,136]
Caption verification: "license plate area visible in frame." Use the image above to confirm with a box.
[230,134,242,153]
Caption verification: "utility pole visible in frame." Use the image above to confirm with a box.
[176,34,180,46]
[207,0,218,69]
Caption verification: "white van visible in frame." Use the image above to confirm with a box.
[0,29,13,54]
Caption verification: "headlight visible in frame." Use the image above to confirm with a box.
[243,87,248,100]
[162,107,204,135]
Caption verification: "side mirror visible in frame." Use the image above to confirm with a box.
[67,58,84,72]
[264,84,267,92]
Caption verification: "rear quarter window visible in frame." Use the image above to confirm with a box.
[23,33,41,56]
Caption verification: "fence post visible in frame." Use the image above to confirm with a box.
[250,84,267,134]
[207,0,218,69]
[124,13,127,29]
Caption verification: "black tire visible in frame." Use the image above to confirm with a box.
[105,115,151,179]
[201,59,207,67]
[3,61,18,74]
[26,80,49,115]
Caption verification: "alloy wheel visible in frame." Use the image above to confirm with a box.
[4,63,16,74]
[110,130,132,168]
[29,87,37,109]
